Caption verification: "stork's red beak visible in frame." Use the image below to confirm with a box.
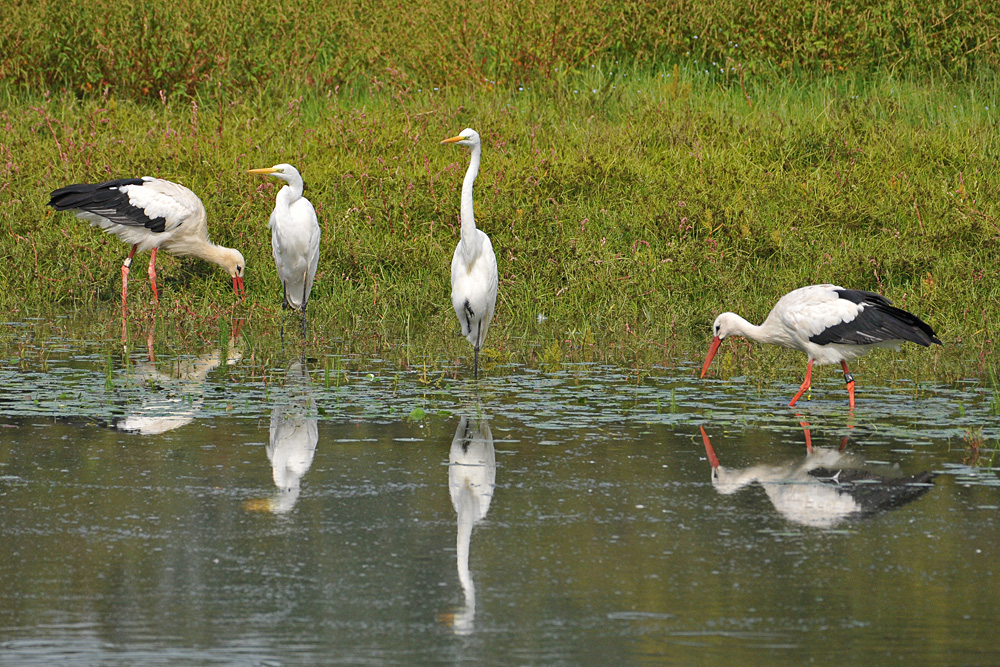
[700,336,722,378]
[699,426,720,469]
[233,275,245,300]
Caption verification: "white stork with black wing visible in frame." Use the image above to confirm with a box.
[700,284,941,408]
[49,177,246,331]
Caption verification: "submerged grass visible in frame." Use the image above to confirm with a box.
[1,63,998,381]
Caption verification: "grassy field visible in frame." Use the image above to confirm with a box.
[1,2,999,381]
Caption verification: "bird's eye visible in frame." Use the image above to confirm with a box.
[237,266,244,276]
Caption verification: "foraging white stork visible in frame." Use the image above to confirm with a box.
[441,129,499,379]
[699,426,934,528]
[443,416,496,635]
[700,284,941,408]
[48,178,246,332]
[248,164,320,339]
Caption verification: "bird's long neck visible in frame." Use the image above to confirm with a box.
[459,144,482,254]
[186,239,236,269]
[726,313,767,342]
[277,180,302,208]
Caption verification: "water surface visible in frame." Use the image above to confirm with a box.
[1,330,998,664]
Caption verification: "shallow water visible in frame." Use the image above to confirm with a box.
[1,331,998,664]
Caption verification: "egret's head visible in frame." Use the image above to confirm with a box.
[700,312,741,378]
[441,128,481,148]
[248,163,301,185]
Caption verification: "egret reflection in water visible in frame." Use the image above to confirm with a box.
[699,426,934,528]
[246,360,318,514]
[439,415,496,635]
[114,338,243,435]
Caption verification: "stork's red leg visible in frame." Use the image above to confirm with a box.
[147,247,159,303]
[788,359,814,407]
[841,360,855,409]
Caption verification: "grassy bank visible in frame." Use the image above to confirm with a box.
[2,0,999,101]
[1,63,998,380]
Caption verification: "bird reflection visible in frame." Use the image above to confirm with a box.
[246,360,318,514]
[439,416,496,635]
[700,425,933,528]
[114,337,243,435]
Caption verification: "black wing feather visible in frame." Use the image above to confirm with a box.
[48,179,168,233]
[810,289,941,347]
[808,468,935,515]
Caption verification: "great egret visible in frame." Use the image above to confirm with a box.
[248,164,320,339]
[701,284,941,408]
[48,177,246,334]
[441,129,498,379]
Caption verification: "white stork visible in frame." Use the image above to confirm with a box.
[700,284,941,408]
[441,129,499,379]
[48,177,246,332]
[248,164,320,339]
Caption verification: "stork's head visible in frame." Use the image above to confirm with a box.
[441,128,481,149]
[217,247,246,298]
[700,312,742,378]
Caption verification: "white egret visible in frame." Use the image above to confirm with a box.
[48,178,246,335]
[441,129,498,379]
[248,164,320,339]
[701,285,941,409]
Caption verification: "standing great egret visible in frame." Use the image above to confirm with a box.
[248,164,320,339]
[49,177,246,335]
[700,284,941,409]
[441,129,498,379]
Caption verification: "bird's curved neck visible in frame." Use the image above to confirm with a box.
[727,314,776,345]
[460,144,481,240]
[278,180,303,206]
[187,239,234,267]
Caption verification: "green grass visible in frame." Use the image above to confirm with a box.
[2,66,998,380]
[0,2,998,380]
[2,0,998,100]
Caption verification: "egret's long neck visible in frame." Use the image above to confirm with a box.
[277,179,302,207]
[460,144,481,248]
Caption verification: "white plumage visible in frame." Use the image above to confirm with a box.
[249,164,320,337]
[701,284,941,408]
[49,177,246,333]
[442,129,499,379]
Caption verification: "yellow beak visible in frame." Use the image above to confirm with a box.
[440,135,463,144]
[248,167,278,174]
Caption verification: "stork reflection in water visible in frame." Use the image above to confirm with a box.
[699,425,933,528]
